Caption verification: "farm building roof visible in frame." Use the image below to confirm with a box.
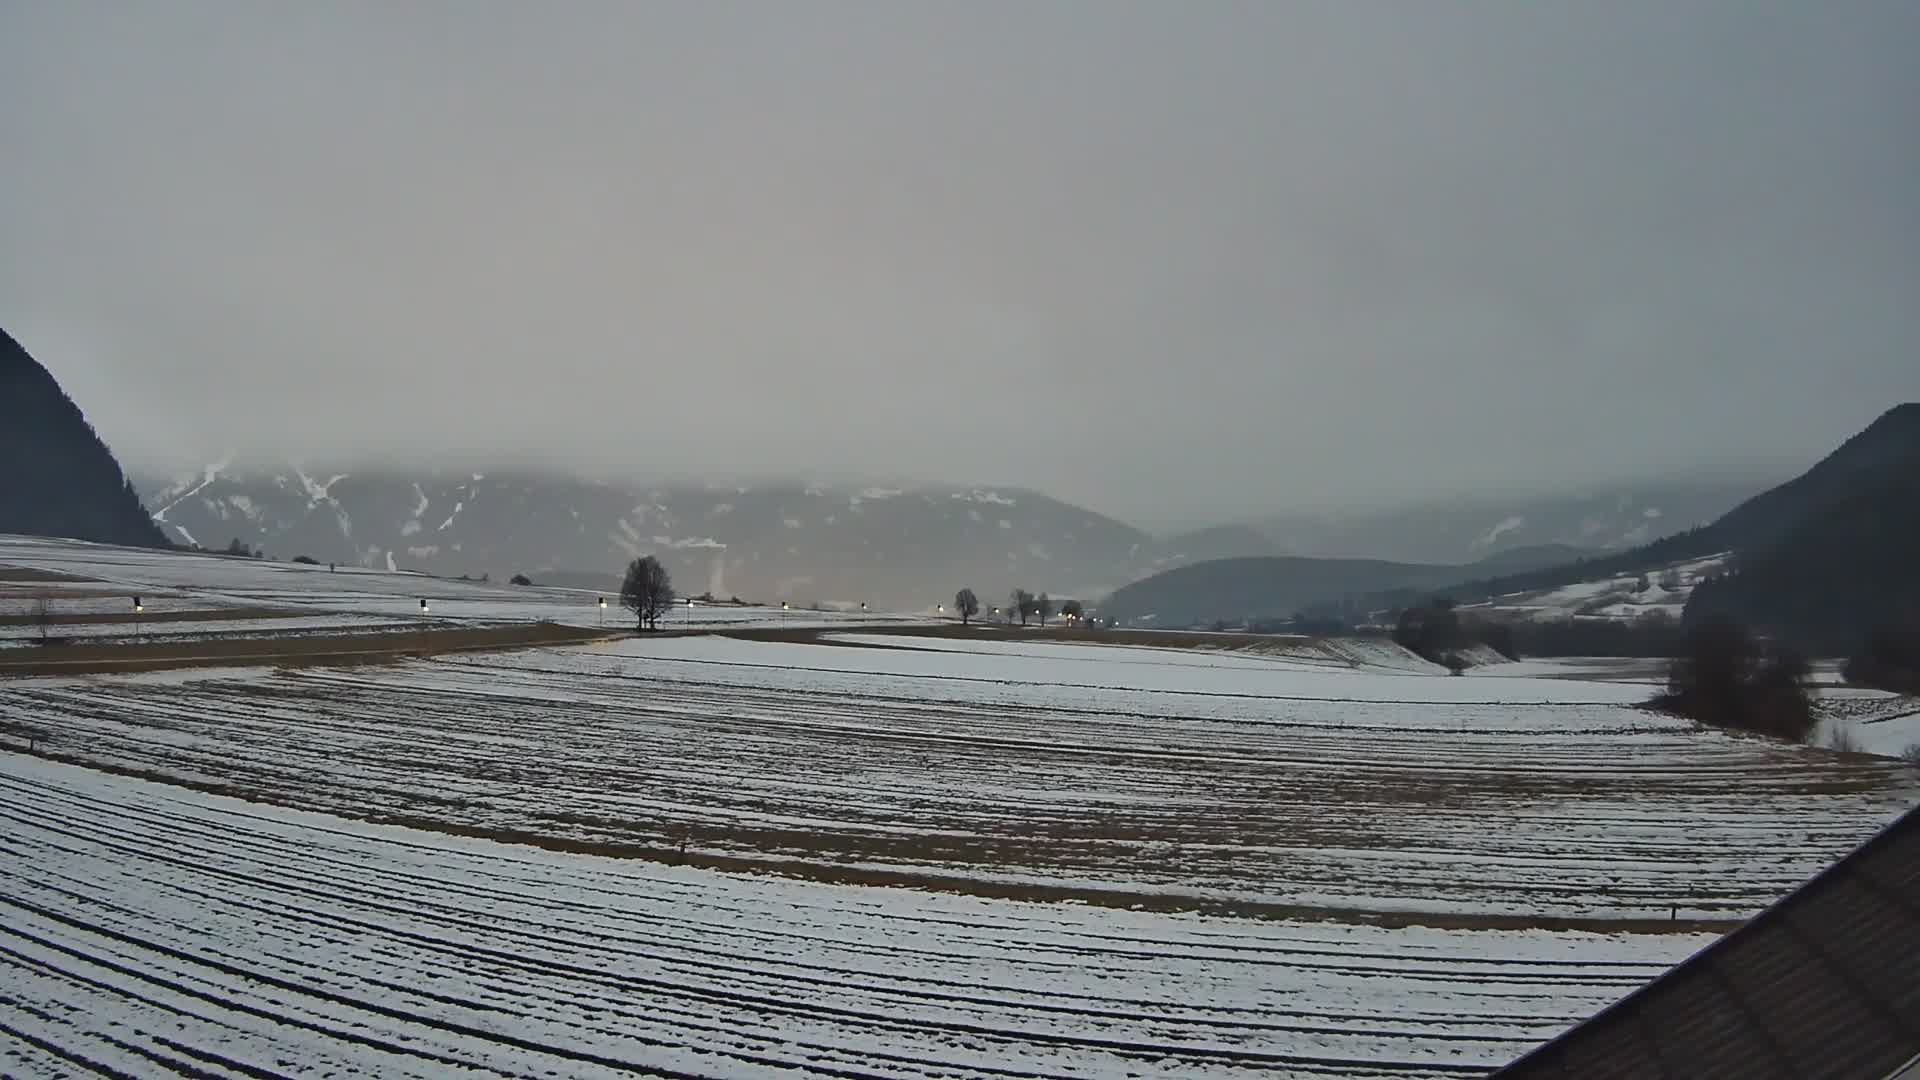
[1495,801,1920,1078]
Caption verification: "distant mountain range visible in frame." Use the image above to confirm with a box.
[1238,482,1766,565]
[1115,404,1920,651]
[136,465,1164,610]
[136,459,1770,614]
[1,328,167,550]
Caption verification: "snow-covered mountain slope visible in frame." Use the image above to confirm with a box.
[1461,552,1733,623]
[138,465,1158,610]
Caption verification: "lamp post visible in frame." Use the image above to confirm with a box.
[686,597,694,628]
[781,600,789,627]
[418,598,430,655]
[598,596,606,628]
[937,604,945,620]
[132,597,142,641]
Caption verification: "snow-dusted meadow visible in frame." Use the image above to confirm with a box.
[5,533,1920,1076]
[0,534,923,647]
[8,631,1917,924]
[0,755,1705,1078]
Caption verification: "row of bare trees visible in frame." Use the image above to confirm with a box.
[619,555,1091,633]
[952,587,1084,627]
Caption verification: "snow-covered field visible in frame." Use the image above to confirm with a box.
[0,534,927,640]
[8,634,1916,924]
[6,535,1920,1076]
[0,755,1705,1079]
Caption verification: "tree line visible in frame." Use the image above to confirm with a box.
[952,587,1084,626]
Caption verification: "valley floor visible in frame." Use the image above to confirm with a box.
[4,534,1919,1077]
[1,755,1704,1079]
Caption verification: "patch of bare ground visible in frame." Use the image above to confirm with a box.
[0,621,614,675]
[0,606,297,626]
[0,567,94,583]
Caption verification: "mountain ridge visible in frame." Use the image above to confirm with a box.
[1,327,169,550]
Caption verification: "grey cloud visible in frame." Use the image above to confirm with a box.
[3,1,1916,528]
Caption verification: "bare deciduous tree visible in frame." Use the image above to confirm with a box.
[954,588,980,625]
[1009,588,1034,627]
[621,556,675,631]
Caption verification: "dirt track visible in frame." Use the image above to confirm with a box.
[0,622,617,676]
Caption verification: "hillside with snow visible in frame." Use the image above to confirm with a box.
[1462,553,1733,623]
[139,465,1164,610]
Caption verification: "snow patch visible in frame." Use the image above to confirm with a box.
[154,456,232,522]
[1474,516,1525,550]
[653,536,727,550]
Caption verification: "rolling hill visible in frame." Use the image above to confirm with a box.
[1099,546,1581,626]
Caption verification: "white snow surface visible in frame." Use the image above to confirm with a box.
[0,754,1709,1078]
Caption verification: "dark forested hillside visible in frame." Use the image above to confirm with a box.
[0,328,168,548]
[1685,468,1920,654]
[1100,546,1581,626]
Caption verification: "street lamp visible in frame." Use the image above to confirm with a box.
[781,600,789,626]
[686,597,694,627]
[598,596,606,628]
[132,596,142,641]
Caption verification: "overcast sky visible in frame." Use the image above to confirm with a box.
[3,3,1915,527]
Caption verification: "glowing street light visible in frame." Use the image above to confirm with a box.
[132,596,143,640]
[686,597,694,627]
[598,596,606,628]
